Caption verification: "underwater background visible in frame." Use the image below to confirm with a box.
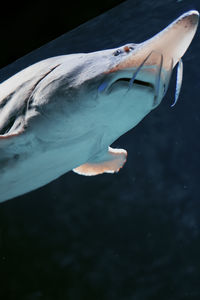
[0,0,200,299]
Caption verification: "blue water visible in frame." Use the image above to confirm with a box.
[0,0,200,299]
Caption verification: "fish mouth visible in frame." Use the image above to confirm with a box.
[111,76,159,107]
[108,50,164,108]
[114,77,154,90]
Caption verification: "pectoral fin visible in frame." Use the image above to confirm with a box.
[73,147,127,176]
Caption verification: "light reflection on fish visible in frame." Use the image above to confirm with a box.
[0,10,198,202]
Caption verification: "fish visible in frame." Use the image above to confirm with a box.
[0,10,198,202]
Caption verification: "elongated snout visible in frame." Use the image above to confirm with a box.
[111,10,199,72]
[142,10,199,68]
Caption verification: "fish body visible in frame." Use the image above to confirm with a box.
[0,10,198,202]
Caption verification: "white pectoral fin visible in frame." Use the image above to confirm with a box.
[73,147,127,176]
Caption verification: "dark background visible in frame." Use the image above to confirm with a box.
[0,0,200,299]
[0,0,124,69]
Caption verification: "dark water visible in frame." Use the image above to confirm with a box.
[0,0,200,299]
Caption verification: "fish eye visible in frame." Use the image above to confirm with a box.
[123,45,135,53]
[113,49,122,56]
[124,46,130,52]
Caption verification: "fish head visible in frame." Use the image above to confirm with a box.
[0,11,198,145]
[86,10,199,142]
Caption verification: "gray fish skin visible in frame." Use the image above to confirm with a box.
[0,10,198,202]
